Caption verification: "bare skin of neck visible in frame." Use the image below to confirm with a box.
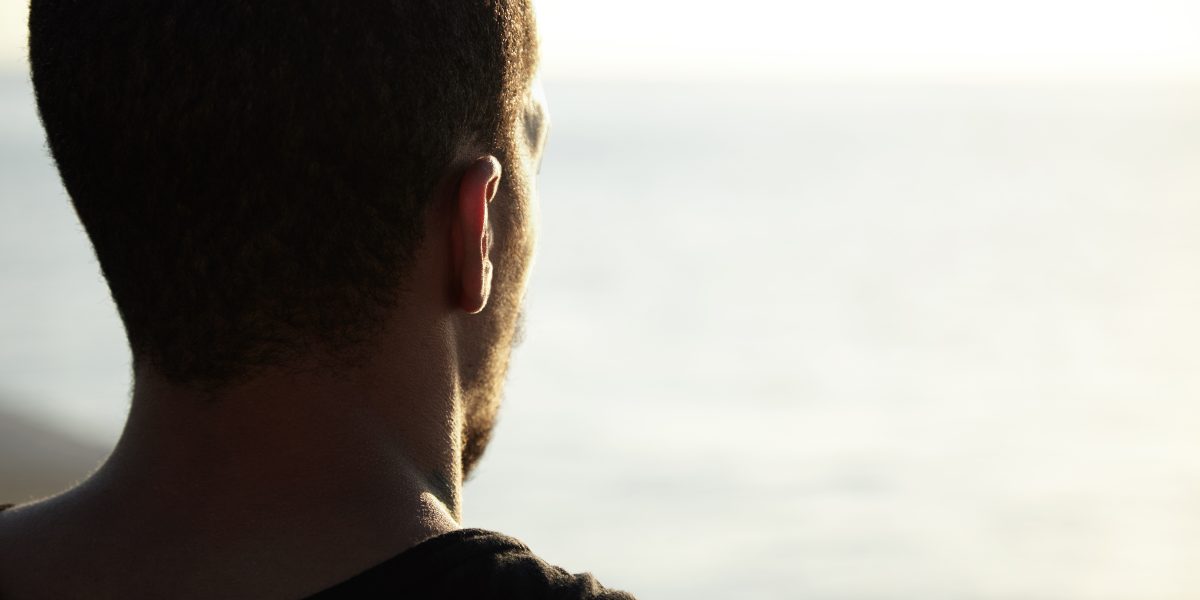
[0,271,478,600]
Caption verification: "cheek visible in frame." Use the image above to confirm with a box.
[511,170,539,246]
[506,216,536,294]
[526,185,540,263]
[492,181,537,292]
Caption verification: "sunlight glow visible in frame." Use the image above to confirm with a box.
[536,0,1200,80]
[1,1,1199,80]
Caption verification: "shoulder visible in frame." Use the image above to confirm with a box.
[445,530,636,600]
[0,501,35,565]
[308,528,637,600]
[0,495,123,600]
[0,501,46,598]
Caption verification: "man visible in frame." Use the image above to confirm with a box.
[0,1,635,598]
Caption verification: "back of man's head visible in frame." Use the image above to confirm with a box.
[28,0,539,387]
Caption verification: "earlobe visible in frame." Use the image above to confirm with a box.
[455,156,502,314]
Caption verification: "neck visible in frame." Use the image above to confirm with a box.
[85,317,467,566]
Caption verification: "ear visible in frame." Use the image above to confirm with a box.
[451,156,502,314]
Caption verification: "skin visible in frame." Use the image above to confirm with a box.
[0,80,550,600]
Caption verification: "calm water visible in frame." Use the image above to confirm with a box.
[3,73,1200,599]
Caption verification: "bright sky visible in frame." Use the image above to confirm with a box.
[2,0,1199,80]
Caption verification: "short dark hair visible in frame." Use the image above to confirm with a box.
[29,1,538,386]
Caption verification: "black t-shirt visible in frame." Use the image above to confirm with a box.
[0,504,635,599]
[305,528,636,599]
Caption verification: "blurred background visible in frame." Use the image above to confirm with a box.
[3,1,1199,598]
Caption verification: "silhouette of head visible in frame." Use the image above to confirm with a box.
[29,1,547,474]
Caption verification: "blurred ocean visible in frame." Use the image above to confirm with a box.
[3,72,1200,599]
